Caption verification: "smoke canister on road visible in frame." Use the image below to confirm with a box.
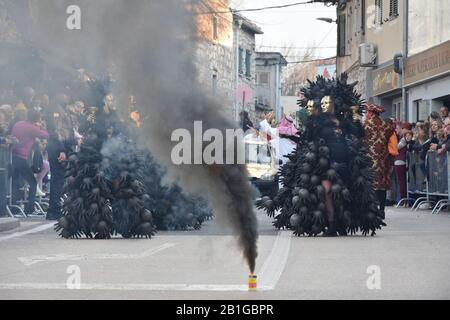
[248,274,257,291]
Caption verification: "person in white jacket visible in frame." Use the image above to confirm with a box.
[258,112,298,166]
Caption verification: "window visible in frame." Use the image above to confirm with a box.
[393,101,401,119]
[415,100,420,122]
[337,14,346,57]
[212,74,217,95]
[374,0,383,25]
[389,0,399,19]
[416,100,430,122]
[238,47,244,74]
[212,15,218,40]
[257,72,270,85]
[245,50,252,78]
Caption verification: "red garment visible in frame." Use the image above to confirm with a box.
[364,113,394,190]
[395,164,407,199]
[365,104,385,114]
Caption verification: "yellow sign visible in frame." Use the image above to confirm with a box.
[372,64,400,96]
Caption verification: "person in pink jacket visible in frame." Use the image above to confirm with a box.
[11,109,49,215]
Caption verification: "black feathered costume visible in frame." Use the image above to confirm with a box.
[140,152,213,231]
[257,75,386,236]
[55,78,212,238]
[55,79,155,239]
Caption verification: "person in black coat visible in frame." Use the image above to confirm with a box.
[44,95,76,220]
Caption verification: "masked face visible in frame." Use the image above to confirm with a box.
[321,96,333,113]
[104,95,114,108]
[306,100,315,115]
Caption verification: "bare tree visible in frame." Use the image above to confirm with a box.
[279,45,336,96]
[280,46,318,96]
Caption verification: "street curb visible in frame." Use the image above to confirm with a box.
[0,218,20,232]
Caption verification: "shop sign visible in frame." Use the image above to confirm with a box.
[372,64,400,96]
[405,40,450,86]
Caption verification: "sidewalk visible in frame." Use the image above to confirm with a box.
[0,218,20,232]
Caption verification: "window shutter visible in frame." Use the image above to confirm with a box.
[389,0,399,18]
[238,48,244,74]
[375,0,383,24]
[337,14,346,57]
[245,50,251,77]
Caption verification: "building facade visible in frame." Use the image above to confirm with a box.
[233,13,263,122]
[196,0,235,118]
[405,0,450,122]
[336,0,450,122]
[336,0,404,118]
[255,52,287,121]
[196,1,263,123]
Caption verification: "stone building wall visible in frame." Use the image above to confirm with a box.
[196,40,235,118]
[195,0,236,118]
[233,21,259,123]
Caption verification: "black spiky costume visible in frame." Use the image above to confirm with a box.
[257,75,386,236]
[140,152,213,231]
[56,79,212,238]
[55,80,155,239]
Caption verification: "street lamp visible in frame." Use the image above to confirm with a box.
[316,17,337,24]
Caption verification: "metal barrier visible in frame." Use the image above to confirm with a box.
[0,144,10,217]
[0,145,27,217]
[428,151,450,214]
[397,150,450,214]
[0,144,49,218]
[397,150,428,208]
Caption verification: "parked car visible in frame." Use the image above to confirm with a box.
[245,138,279,199]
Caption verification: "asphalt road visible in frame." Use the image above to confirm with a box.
[0,207,449,300]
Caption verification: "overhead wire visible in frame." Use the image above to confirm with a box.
[196,1,316,15]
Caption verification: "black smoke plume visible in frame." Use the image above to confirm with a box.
[28,0,258,271]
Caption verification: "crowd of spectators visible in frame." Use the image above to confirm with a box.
[1,86,78,218]
[388,105,450,205]
[0,81,136,219]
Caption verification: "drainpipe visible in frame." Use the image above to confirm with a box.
[234,17,242,122]
[275,62,281,121]
[402,0,409,121]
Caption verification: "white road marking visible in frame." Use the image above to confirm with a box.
[257,230,291,290]
[0,228,291,292]
[0,223,55,242]
[17,243,176,266]
[0,283,273,291]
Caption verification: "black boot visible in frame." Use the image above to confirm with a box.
[324,221,338,237]
[336,221,348,236]
[376,190,387,219]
